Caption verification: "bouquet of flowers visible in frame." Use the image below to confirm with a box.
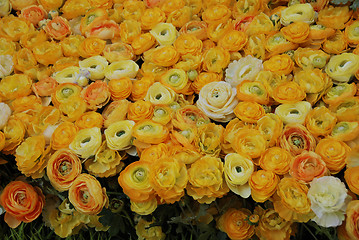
[0,0,359,239]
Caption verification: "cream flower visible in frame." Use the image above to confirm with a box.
[0,55,13,78]
[224,153,254,198]
[0,0,11,17]
[54,66,81,84]
[325,53,359,83]
[307,176,352,227]
[275,101,312,124]
[104,60,139,80]
[225,56,263,87]
[69,127,102,159]
[104,120,135,151]
[197,81,238,122]
[150,23,178,46]
[0,102,11,130]
[280,3,315,26]
[145,82,177,105]
[79,56,108,80]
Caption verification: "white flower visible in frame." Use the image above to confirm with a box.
[197,81,238,122]
[307,176,352,227]
[275,101,312,124]
[225,55,263,87]
[0,102,11,130]
[0,55,13,78]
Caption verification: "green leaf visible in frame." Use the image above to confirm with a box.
[331,0,352,5]
[351,0,359,10]
[99,208,123,237]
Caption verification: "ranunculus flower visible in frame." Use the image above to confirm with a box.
[249,170,280,203]
[232,128,267,159]
[69,127,102,159]
[345,200,359,239]
[140,7,166,30]
[192,72,222,94]
[104,60,139,80]
[51,122,78,150]
[179,20,208,40]
[331,121,359,142]
[280,3,315,26]
[130,198,157,216]
[102,99,129,128]
[272,81,306,104]
[132,120,169,145]
[44,16,71,40]
[119,160,155,202]
[294,47,330,69]
[275,101,312,125]
[265,32,298,56]
[0,0,11,16]
[68,173,108,215]
[217,208,255,240]
[47,149,82,192]
[127,100,154,122]
[150,46,180,67]
[218,30,248,52]
[52,83,82,107]
[317,5,351,30]
[105,120,135,151]
[344,166,359,195]
[0,181,45,228]
[281,22,310,43]
[0,74,32,101]
[234,101,265,123]
[305,106,337,137]
[75,111,103,130]
[108,77,132,100]
[0,55,13,78]
[145,82,177,105]
[308,176,352,227]
[224,153,254,198]
[195,123,223,157]
[2,117,25,154]
[131,33,156,55]
[60,35,84,57]
[325,53,359,83]
[202,4,231,25]
[78,37,106,58]
[256,113,283,147]
[174,34,203,56]
[150,23,178,46]
[32,77,58,97]
[259,147,292,175]
[323,83,357,106]
[202,46,230,73]
[0,102,11,130]
[79,56,108,80]
[256,208,293,240]
[81,80,111,110]
[225,55,263,87]
[0,15,32,42]
[32,41,63,66]
[187,155,229,204]
[84,19,120,40]
[135,218,166,240]
[263,54,294,75]
[119,19,141,44]
[197,81,238,122]
[172,105,210,130]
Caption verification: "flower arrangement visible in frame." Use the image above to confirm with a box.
[0,0,359,239]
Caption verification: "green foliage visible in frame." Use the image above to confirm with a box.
[330,0,359,10]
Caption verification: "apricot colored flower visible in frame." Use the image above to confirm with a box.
[279,124,316,156]
[263,54,294,75]
[0,181,45,228]
[44,16,71,40]
[47,149,82,192]
[233,128,267,160]
[234,101,265,124]
[224,153,254,198]
[19,5,47,26]
[345,166,359,195]
[105,120,135,151]
[69,173,108,215]
[249,170,279,203]
[197,81,238,122]
[187,155,229,204]
[78,37,106,58]
[260,147,292,175]
[81,80,110,110]
[118,160,155,202]
[192,72,222,94]
[217,208,255,240]
[69,127,102,159]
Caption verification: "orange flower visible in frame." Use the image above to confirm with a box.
[60,35,85,57]
[265,32,298,56]
[13,48,37,74]
[317,6,352,30]
[81,80,110,110]
[84,19,121,40]
[130,74,155,101]
[2,117,26,154]
[51,122,78,150]
[32,77,58,97]
[140,7,166,30]
[0,131,5,151]
[344,167,359,195]
[75,111,103,130]
[174,34,203,56]
[272,81,306,104]
[131,33,156,56]
[257,113,283,147]
[232,128,267,159]
[196,123,223,157]
[260,147,292,175]
[132,120,169,145]
[202,46,230,73]
[19,5,47,26]
[0,181,45,228]
[140,143,169,162]
[102,99,129,128]
[305,106,337,137]
[256,208,293,240]
[44,16,71,40]
[202,4,231,25]
[316,138,351,174]
[218,30,248,52]
[68,173,108,215]
[128,100,154,122]
[344,200,359,239]
[78,37,106,58]
[47,149,82,192]
[322,30,348,54]
[179,20,208,40]
[217,208,255,240]
[151,46,180,67]
[0,15,33,42]
[281,22,310,43]
[279,124,316,156]
[236,80,269,105]
[263,54,294,75]
[61,0,92,19]
[119,20,141,44]
[32,41,63,66]
[207,21,233,42]
[234,101,266,124]
[166,7,192,28]
[192,72,222,94]
[172,105,210,130]
[39,0,64,12]
[249,170,280,202]
[108,77,132,100]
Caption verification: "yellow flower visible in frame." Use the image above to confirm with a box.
[0,74,32,101]
[0,0,11,16]
[265,32,298,56]
[69,127,102,159]
[15,135,48,179]
[197,81,238,122]
[294,47,330,69]
[68,173,108,215]
[224,153,254,198]
[232,128,267,159]
[61,35,85,57]
[103,42,134,63]
[331,121,359,142]
[249,170,279,203]
[85,141,125,178]
[52,83,82,107]
[78,37,106,58]
[132,120,169,145]
[179,20,208,40]
[59,97,88,122]
[128,100,154,122]
[51,122,78,150]
[105,120,135,151]
[280,3,315,26]
[323,83,357,105]
[305,106,337,137]
[232,0,265,19]
[149,158,188,204]
[150,46,180,67]
[61,0,91,19]
[317,6,352,30]
[79,56,108,80]
[202,46,230,73]
[2,117,26,154]
[196,123,223,157]
[345,20,359,46]
[234,101,266,124]
[187,155,229,204]
[152,105,172,125]
[272,81,306,104]
[174,34,203,56]
[322,30,348,54]
[263,54,294,75]
[150,23,178,46]
[108,77,133,101]
[244,34,266,60]
[131,33,156,56]
[345,167,359,196]
[32,41,63,66]
[118,160,155,202]
[0,37,16,55]
[105,60,139,80]
[135,218,166,240]
[160,68,190,94]
[344,200,359,240]
[0,15,32,41]
[244,12,275,36]
[202,4,231,25]
[260,147,292,175]
[192,72,222,94]
[75,111,103,130]
[167,7,192,28]
[102,100,129,128]
[47,149,82,192]
[257,113,283,147]
[275,101,312,125]
[140,7,166,30]
[130,198,157,215]
[325,53,359,83]
[145,82,177,105]
[218,30,248,52]
[54,67,81,85]
[120,20,141,44]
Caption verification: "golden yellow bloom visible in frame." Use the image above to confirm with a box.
[32,41,63,66]
[135,218,166,240]
[140,7,166,30]
[249,170,279,203]
[151,46,180,67]
[0,15,32,42]
[331,121,359,142]
[232,0,265,19]
[343,200,359,240]
[107,77,132,101]
[69,173,108,215]
[53,57,79,73]
[207,21,232,43]
[78,37,106,58]
[174,34,202,56]
[118,160,155,202]
[128,100,154,122]
[265,32,298,56]
[160,68,190,94]
[105,60,139,80]
[166,6,191,28]
[85,141,125,178]
[202,4,231,25]
[0,0,11,16]
[294,48,330,69]
[330,97,359,122]
[272,81,306,104]
[20,30,47,50]
[51,122,78,151]
[202,46,230,73]
[232,128,267,159]
[179,20,208,40]
[322,30,348,54]
[130,75,155,102]
[52,83,82,107]
[235,80,269,105]
[13,48,37,74]
[195,123,223,157]
[217,30,247,52]
[160,0,185,15]
[131,33,156,56]
[275,101,312,125]
[103,42,134,63]
[234,101,266,124]
[244,12,275,36]
[140,143,169,163]
[280,3,315,26]
[0,74,32,101]
[317,6,352,30]
[60,35,85,57]
[61,0,91,19]
[15,135,48,179]
[38,0,64,11]
[305,106,337,137]
[102,100,129,128]
[256,113,283,147]
[130,198,157,215]
[192,72,222,94]
[263,54,294,76]
[224,153,254,198]
[0,131,5,151]
[145,82,177,105]
[69,127,102,159]
[345,20,359,46]
[308,24,335,43]
[104,120,135,151]
[281,22,310,43]
[47,149,82,192]
[217,208,255,240]
[326,53,359,83]
[345,167,359,195]
[316,138,350,174]
[260,147,292,175]
[244,34,267,60]
[75,112,103,130]
[0,37,16,55]
[132,120,169,145]
[88,0,112,9]
[2,117,26,154]
[187,155,229,204]
[149,158,188,204]
[274,177,314,222]
[79,56,108,80]
[152,105,172,125]
[120,20,141,44]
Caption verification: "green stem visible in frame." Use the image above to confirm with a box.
[303,223,319,240]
